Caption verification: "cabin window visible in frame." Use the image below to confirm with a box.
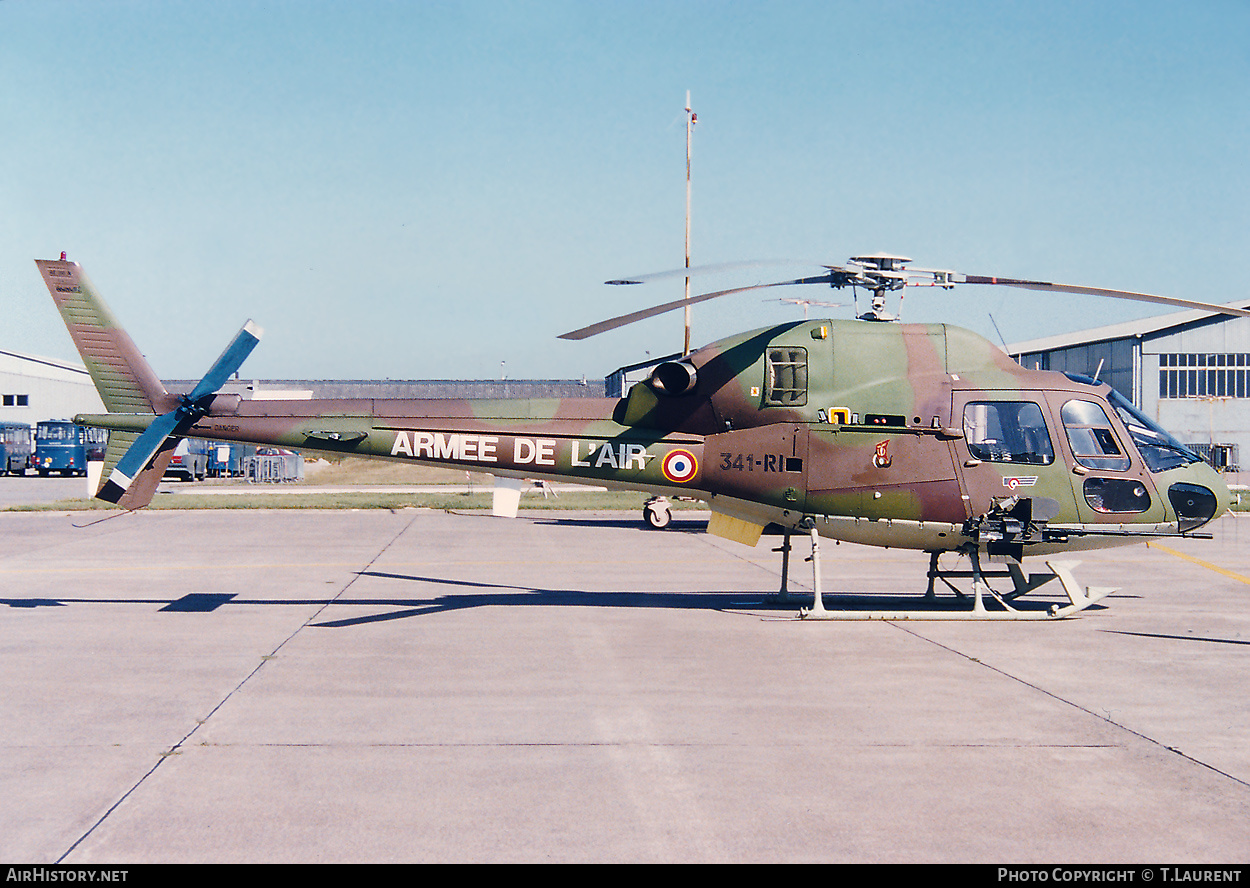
[961,401,1055,465]
[1083,478,1151,513]
[1061,400,1130,471]
[764,348,808,406]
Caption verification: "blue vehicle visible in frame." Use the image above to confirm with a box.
[0,422,32,475]
[34,420,106,477]
[207,441,253,477]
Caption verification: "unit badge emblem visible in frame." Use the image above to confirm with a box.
[873,440,892,469]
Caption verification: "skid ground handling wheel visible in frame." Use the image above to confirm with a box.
[643,497,672,529]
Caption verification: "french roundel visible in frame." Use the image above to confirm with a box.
[662,449,698,483]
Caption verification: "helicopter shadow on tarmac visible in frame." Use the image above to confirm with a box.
[312,568,1111,627]
[0,577,1108,626]
[0,573,1118,630]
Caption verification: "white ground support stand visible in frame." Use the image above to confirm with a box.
[787,523,1116,621]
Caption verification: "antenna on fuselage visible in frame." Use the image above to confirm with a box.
[988,313,1011,354]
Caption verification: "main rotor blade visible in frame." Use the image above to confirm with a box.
[186,320,264,403]
[569,254,1250,343]
[560,275,835,340]
[605,260,818,286]
[957,276,1250,318]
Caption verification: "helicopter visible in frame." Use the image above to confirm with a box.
[37,252,1246,620]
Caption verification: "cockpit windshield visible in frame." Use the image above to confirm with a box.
[1062,374,1202,473]
[1109,391,1202,472]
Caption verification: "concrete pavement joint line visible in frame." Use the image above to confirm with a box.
[55,513,422,864]
[697,532,812,590]
[890,623,1250,791]
[1146,541,1250,585]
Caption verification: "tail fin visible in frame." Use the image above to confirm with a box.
[38,256,263,510]
[37,257,182,507]
[36,258,172,415]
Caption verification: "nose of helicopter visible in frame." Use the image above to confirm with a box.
[1168,460,1232,532]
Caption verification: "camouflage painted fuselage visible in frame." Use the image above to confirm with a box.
[41,254,1227,554]
[79,317,1232,554]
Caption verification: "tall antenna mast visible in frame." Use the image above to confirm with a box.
[683,91,696,355]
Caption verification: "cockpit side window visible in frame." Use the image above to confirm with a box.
[1106,388,1202,473]
[1061,400,1130,471]
[765,348,808,406]
[962,401,1055,465]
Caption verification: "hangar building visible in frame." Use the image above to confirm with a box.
[0,348,105,427]
[1009,299,1250,472]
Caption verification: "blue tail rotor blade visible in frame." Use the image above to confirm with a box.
[186,320,263,403]
[97,320,263,506]
[97,410,182,503]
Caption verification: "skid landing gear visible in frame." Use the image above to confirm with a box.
[774,523,1116,621]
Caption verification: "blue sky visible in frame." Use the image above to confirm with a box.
[2,0,1248,382]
